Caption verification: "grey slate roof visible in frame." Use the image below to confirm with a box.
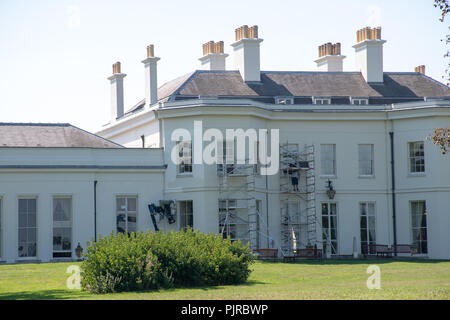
[124,70,450,117]
[0,123,123,148]
[175,71,450,98]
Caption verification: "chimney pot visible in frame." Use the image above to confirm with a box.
[315,42,345,72]
[415,65,425,74]
[199,40,228,70]
[145,44,157,56]
[113,61,121,74]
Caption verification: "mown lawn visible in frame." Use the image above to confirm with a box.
[0,259,449,300]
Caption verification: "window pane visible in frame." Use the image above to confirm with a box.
[409,142,425,173]
[117,198,126,211]
[53,198,72,257]
[321,145,335,175]
[127,198,137,212]
[410,201,427,254]
[359,144,373,175]
[360,229,367,242]
[18,198,37,257]
[360,202,376,254]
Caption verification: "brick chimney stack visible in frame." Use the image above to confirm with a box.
[415,65,425,75]
[353,26,386,83]
[314,42,346,72]
[141,44,160,107]
[231,25,263,82]
[107,61,126,122]
[199,40,228,70]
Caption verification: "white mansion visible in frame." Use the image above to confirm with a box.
[1,25,449,263]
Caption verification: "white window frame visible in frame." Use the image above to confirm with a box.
[351,97,369,105]
[408,141,425,174]
[52,196,73,259]
[313,97,331,105]
[321,202,338,255]
[177,140,192,175]
[275,97,294,105]
[179,200,193,231]
[18,196,38,259]
[360,202,376,254]
[116,195,138,234]
[320,144,336,177]
[358,144,374,177]
[410,200,428,254]
[217,139,236,175]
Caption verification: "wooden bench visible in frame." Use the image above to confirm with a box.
[283,247,323,261]
[252,248,278,260]
[362,244,393,257]
[363,244,417,257]
[295,248,322,259]
[393,244,417,255]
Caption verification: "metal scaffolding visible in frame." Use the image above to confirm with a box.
[279,143,317,256]
[218,162,260,249]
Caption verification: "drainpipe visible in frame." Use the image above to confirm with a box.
[389,132,397,256]
[94,180,98,242]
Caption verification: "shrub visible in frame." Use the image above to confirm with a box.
[80,228,254,293]
[80,232,173,294]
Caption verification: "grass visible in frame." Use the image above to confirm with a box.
[0,259,449,300]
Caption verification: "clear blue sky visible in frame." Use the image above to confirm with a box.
[0,0,448,133]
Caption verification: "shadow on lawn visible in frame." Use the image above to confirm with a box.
[0,280,265,300]
[0,289,87,300]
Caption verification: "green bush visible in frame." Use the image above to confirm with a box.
[80,228,254,293]
[80,232,173,294]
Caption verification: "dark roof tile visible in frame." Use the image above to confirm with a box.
[0,123,123,148]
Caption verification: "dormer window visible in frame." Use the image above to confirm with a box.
[351,97,369,105]
[313,97,331,105]
[276,97,294,105]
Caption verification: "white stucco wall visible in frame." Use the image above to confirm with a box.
[0,148,165,263]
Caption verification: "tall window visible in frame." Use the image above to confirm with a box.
[217,140,235,174]
[0,198,2,258]
[409,141,425,173]
[177,141,192,174]
[179,200,193,231]
[360,202,376,254]
[53,197,72,258]
[411,201,427,254]
[18,198,37,258]
[320,144,336,176]
[321,203,338,254]
[358,144,374,176]
[219,200,237,240]
[116,196,137,234]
